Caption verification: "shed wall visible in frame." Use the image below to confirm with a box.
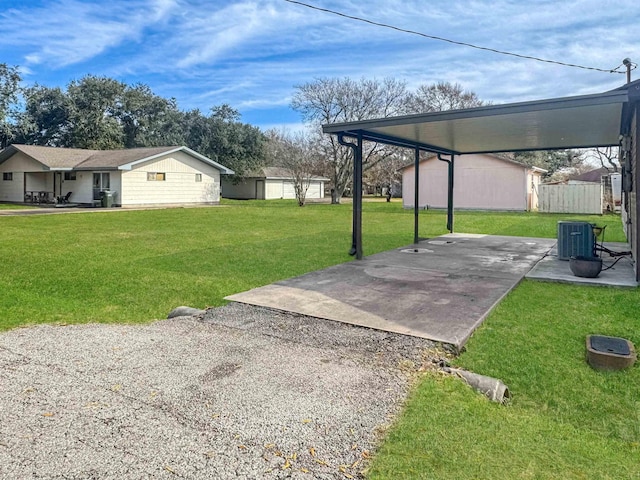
[222,177,324,200]
[402,154,528,210]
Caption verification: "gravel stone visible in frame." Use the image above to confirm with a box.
[0,303,440,479]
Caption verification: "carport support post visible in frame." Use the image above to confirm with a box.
[353,132,363,259]
[414,147,420,244]
[338,133,364,260]
[448,156,455,232]
[438,154,455,233]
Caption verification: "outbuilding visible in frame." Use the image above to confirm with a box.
[401,153,545,211]
[0,144,233,207]
[222,167,327,200]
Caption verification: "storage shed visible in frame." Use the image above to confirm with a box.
[401,153,545,211]
[222,167,327,200]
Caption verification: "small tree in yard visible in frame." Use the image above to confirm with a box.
[266,129,320,206]
[291,77,410,204]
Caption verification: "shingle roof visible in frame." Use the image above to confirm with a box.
[76,146,182,169]
[569,167,611,183]
[0,144,233,174]
[5,144,100,168]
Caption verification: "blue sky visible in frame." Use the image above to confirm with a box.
[2,0,639,131]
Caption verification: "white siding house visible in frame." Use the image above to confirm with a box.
[222,167,327,200]
[401,153,545,211]
[0,145,233,207]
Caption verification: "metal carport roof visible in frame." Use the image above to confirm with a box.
[323,84,634,155]
[322,80,639,259]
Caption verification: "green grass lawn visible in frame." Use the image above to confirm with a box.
[0,201,623,331]
[367,281,640,479]
[1,201,637,478]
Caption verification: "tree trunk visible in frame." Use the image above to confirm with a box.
[331,188,341,204]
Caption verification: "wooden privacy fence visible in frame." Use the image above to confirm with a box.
[538,184,602,214]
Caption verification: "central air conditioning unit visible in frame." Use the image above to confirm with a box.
[557,221,595,260]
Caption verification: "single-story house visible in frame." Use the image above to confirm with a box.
[222,167,328,200]
[0,144,233,207]
[401,153,546,211]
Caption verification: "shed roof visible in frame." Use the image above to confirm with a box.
[323,80,640,154]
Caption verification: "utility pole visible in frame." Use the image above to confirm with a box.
[623,58,632,84]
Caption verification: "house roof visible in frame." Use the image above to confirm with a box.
[0,144,100,169]
[398,152,547,173]
[568,167,612,183]
[323,80,640,155]
[0,144,234,174]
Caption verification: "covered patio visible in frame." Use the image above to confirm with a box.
[227,80,640,349]
[322,80,640,281]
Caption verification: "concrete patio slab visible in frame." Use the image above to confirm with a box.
[226,234,557,349]
[526,242,637,287]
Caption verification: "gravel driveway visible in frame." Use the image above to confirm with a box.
[0,304,437,479]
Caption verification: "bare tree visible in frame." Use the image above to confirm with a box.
[266,129,320,207]
[406,81,485,113]
[292,79,487,204]
[589,146,619,172]
[291,77,409,203]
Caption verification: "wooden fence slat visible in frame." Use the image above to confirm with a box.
[539,184,602,214]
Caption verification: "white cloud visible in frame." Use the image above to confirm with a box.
[1,0,179,67]
[2,0,639,126]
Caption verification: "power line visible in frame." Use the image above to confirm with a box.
[284,0,634,75]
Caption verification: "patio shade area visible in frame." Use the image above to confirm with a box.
[226,234,557,349]
[321,81,640,267]
[322,84,632,155]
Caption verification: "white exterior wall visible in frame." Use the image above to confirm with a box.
[59,171,122,205]
[265,179,324,199]
[0,171,24,202]
[307,181,323,199]
[402,154,528,211]
[0,152,45,202]
[265,179,285,199]
[222,177,324,200]
[120,151,220,205]
[221,178,258,199]
[62,171,93,204]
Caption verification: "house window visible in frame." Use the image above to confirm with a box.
[2,172,12,181]
[147,172,166,181]
[195,173,202,182]
[64,172,77,181]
